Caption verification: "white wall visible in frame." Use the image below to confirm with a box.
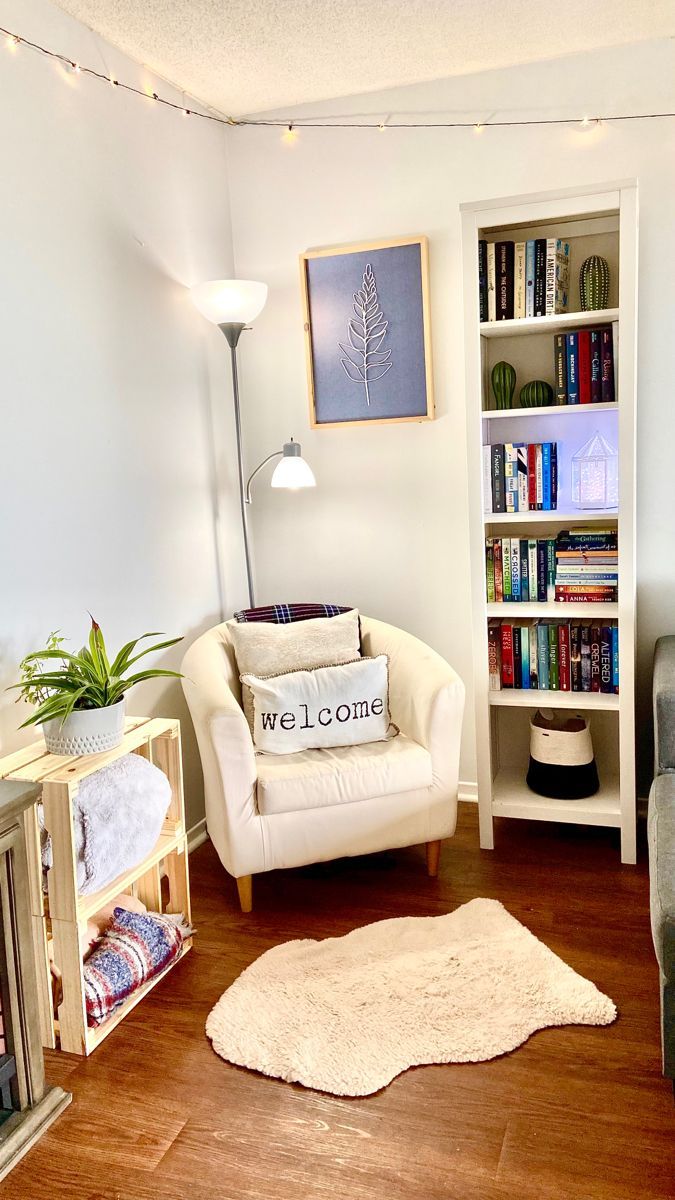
[0,0,246,826]
[226,39,675,796]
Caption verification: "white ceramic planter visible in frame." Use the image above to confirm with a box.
[42,698,126,755]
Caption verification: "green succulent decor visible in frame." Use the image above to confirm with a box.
[491,360,516,410]
[10,617,183,729]
[519,380,554,408]
[579,255,610,312]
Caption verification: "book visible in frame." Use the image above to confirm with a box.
[501,623,514,687]
[510,538,521,601]
[478,240,488,323]
[528,540,537,599]
[600,625,613,693]
[525,240,536,317]
[611,625,619,692]
[536,540,547,602]
[554,334,567,405]
[487,243,496,322]
[578,330,591,403]
[520,622,530,688]
[496,241,515,320]
[534,238,547,316]
[557,529,618,550]
[485,538,496,602]
[514,242,526,319]
[517,445,529,511]
[559,624,571,690]
[529,624,539,688]
[570,624,581,691]
[546,539,556,601]
[542,443,552,511]
[513,625,522,688]
[482,444,492,513]
[581,625,591,690]
[491,444,505,513]
[550,443,558,509]
[503,536,512,601]
[590,329,602,403]
[590,624,601,692]
[488,619,502,690]
[566,333,579,404]
[554,240,570,312]
[520,539,529,602]
[548,622,559,689]
[527,444,537,508]
[504,443,519,513]
[494,538,503,602]
[545,238,557,317]
[554,591,615,603]
[537,622,549,689]
[535,444,543,509]
[601,326,615,403]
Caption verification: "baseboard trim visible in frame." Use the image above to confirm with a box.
[187,817,209,853]
[458,780,478,804]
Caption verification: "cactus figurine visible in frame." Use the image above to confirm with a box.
[519,380,554,408]
[579,255,609,311]
[491,360,516,410]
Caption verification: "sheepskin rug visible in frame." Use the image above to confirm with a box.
[206,898,616,1096]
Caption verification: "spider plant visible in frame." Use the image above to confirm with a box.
[10,617,183,729]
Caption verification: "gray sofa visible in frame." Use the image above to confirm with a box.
[648,636,675,1094]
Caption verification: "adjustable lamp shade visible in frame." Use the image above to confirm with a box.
[270,441,316,490]
[190,279,268,326]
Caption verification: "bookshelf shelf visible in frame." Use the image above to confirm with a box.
[486,602,618,619]
[484,509,618,526]
[489,689,619,711]
[491,768,621,826]
[462,183,637,864]
[482,402,618,420]
[479,308,620,339]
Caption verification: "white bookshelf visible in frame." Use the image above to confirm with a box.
[461,183,638,863]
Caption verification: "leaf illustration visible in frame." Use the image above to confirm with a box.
[339,262,392,406]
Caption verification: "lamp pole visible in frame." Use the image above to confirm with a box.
[219,321,256,608]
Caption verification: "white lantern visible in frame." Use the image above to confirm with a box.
[571,431,618,509]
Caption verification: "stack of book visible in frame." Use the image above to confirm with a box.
[554,528,618,603]
[485,537,556,602]
[488,619,619,693]
[483,442,558,513]
[479,238,570,321]
[554,327,615,404]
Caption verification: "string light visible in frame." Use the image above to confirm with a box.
[1,24,675,135]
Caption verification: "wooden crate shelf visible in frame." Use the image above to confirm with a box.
[0,718,192,1056]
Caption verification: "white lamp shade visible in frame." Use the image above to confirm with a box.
[271,453,316,490]
[190,279,268,325]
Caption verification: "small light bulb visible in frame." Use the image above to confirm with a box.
[71,61,81,73]
[474,122,485,134]
[377,122,386,132]
[7,34,20,50]
[282,124,298,145]
[182,108,190,117]
[581,115,591,128]
[110,76,118,86]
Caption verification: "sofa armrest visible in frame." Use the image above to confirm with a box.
[648,773,675,982]
[653,636,675,774]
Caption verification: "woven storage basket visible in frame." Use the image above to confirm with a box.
[526,709,599,800]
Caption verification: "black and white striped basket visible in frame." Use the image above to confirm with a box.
[526,709,599,800]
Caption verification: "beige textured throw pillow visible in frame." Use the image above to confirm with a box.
[228,610,361,730]
[242,656,392,755]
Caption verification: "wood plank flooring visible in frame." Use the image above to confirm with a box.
[3,805,674,1199]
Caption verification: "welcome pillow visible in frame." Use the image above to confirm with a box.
[241,656,393,755]
[228,609,361,730]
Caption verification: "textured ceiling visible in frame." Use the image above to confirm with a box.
[53,1,675,117]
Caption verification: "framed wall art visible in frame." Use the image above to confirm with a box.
[300,235,434,428]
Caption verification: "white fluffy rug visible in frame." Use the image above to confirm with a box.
[206,898,616,1096]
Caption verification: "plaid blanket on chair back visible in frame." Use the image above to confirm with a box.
[233,603,351,624]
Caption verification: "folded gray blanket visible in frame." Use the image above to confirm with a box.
[72,753,172,895]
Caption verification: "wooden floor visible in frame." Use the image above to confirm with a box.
[4,805,674,1199]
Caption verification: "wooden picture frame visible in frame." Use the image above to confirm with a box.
[300,235,434,428]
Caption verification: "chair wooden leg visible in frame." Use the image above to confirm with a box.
[426,840,441,878]
[236,875,253,913]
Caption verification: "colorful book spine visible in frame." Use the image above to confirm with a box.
[542,443,552,511]
[485,538,496,602]
[487,243,496,322]
[600,625,613,693]
[554,240,570,312]
[611,625,619,693]
[559,624,571,691]
[536,540,547,602]
[545,238,557,316]
[496,241,515,320]
[525,240,535,318]
[570,624,581,691]
[581,624,591,691]
[478,240,488,323]
[504,443,519,513]
[537,623,549,689]
[529,624,539,688]
[503,536,512,601]
[601,326,615,403]
[535,444,543,509]
[550,443,558,509]
[519,539,529,602]
[494,539,503,602]
[514,242,526,319]
[520,623,530,689]
[590,329,602,403]
[488,620,502,691]
[534,238,547,316]
[528,540,538,599]
[548,621,559,689]
[590,625,601,692]
[566,333,579,404]
[501,623,514,687]
[578,330,591,403]
[517,445,529,511]
[510,538,521,601]
[546,539,556,601]
[527,444,537,508]
[491,444,505,513]
[554,334,567,404]
[513,626,522,688]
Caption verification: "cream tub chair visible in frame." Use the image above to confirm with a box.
[182,616,465,911]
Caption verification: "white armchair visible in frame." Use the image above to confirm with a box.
[182,616,465,911]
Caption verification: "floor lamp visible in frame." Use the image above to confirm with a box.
[190,279,316,608]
